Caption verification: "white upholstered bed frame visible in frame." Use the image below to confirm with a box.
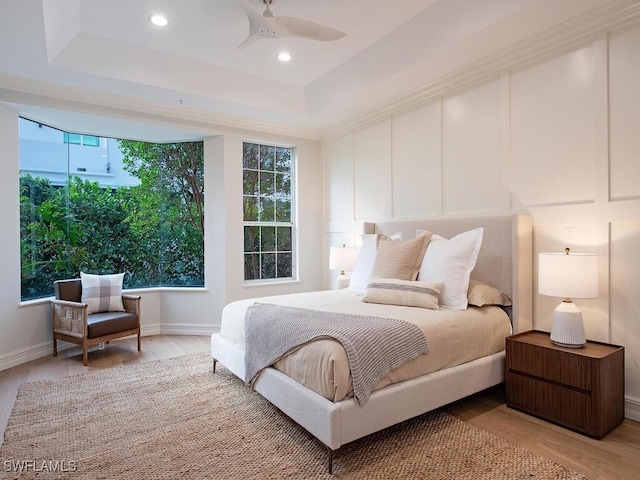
[210,213,533,472]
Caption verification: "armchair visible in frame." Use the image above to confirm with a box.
[51,278,141,366]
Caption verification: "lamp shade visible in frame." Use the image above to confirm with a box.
[538,251,598,299]
[329,245,357,273]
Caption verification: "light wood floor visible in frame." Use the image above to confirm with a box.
[1,335,639,479]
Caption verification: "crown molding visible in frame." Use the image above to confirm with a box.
[0,74,322,141]
[320,0,640,141]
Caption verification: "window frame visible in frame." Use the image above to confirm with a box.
[242,141,296,284]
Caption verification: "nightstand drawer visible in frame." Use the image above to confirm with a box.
[505,330,625,438]
[506,338,591,391]
[507,372,591,432]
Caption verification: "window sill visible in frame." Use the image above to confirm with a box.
[19,286,208,307]
[242,278,300,288]
[19,297,52,308]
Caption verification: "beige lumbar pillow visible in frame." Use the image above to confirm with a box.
[363,278,442,310]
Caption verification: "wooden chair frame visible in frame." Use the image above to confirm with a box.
[51,294,141,366]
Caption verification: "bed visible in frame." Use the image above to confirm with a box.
[211,213,533,473]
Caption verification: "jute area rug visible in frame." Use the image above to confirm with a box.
[0,353,585,479]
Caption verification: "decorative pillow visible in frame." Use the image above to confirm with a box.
[371,232,432,281]
[417,227,484,310]
[467,279,512,307]
[349,232,402,293]
[80,272,125,314]
[363,278,442,310]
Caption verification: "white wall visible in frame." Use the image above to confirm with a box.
[323,29,640,420]
[0,111,324,369]
[159,130,325,329]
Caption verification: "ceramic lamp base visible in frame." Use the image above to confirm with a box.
[550,300,586,348]
[335,274,350,290]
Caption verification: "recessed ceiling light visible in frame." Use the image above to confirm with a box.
[150,15,168,27]
[277,52,291,62]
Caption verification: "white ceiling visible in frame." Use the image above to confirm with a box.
[0,0,634,140]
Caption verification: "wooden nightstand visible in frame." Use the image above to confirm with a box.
[505,330,624,438]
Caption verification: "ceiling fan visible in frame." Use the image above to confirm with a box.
[237,0,347,49]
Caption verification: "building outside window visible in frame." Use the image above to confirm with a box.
[242,142,294,281]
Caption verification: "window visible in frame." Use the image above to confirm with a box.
[243,142,294,281]
[19,118,204,300]
[63,132,100,147]
[82,135,100,147]
[63,132,81,145]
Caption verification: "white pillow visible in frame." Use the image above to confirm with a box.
[417,228,484,310]
[348,232,402,293]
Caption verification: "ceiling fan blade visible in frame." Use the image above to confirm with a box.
[236,32,262,50]
[274,16,346,41]
[236,0,272,49]
[235,0,346,48]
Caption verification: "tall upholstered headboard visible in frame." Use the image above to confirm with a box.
[364,213,533,334]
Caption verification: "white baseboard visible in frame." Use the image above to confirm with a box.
[141,323,162,337]
[625,395,640,422]
[157,323,219,336]
[0,341,54,372]
[0,324,220,371]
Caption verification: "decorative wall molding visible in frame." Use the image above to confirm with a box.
[320,0,640,141]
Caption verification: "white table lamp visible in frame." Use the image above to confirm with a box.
[538,248,598,348]
[329,244,357,289]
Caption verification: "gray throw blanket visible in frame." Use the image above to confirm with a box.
[244,303,430,405]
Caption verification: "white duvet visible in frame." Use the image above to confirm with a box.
[220,289,511,402]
